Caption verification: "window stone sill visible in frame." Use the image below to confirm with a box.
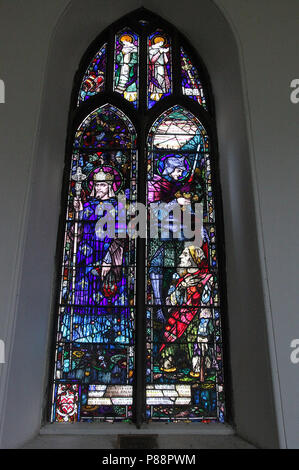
[21,423,256,449]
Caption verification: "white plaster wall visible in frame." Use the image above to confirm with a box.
[0,0,298,448]
[216,0,299,449]
[0,0,71,447]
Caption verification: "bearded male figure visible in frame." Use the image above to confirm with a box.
[73,168,126,306]
[159,245,214,378]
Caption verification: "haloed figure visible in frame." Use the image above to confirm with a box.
[149,35,171,101]
[115,34,138,102]
[73,168,125,306]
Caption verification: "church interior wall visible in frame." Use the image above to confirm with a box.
[0,0,298,449]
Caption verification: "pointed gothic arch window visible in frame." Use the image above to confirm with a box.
[50,9,227,426]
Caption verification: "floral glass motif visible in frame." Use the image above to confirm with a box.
[146,106,224,422]
[114,29,139,108]
[148,31,172,109]
[78,44,107,105]
[181,48,207,109]
[51,104,137,422]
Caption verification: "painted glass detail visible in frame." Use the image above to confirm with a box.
[146,106,224,422]
[148,31,172,109]
[55,16,225,425]
[181,48,207,109]
[114,29,139,108]
[51,104,137,422]
[78,44,106,105]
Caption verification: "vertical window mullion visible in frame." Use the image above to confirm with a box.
[134,25,148,427]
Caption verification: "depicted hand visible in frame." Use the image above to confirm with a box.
[100,263,111,280]
[123,54,130,64]
[181,276,200,288]
[73,197,83,212]
[177,197,191,206]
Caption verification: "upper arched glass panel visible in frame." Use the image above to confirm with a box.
[76,23,208,113]
[148,106,209,153]
[74,104,137,150]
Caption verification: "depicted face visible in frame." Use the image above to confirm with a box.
[94,182,110,200]
[179,248,193,267]
[153,37,165,47]
[122,40,132,47]
[170,167,183,180]
[120,35,133,47]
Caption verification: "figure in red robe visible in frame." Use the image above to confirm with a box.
[159,245,214,377]
[148,155,193,322]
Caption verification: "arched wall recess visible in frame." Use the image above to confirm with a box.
[49,9,228,427]
[0,1,280,449]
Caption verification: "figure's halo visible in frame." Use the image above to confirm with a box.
[156,154,190,180]
[119,33,134,44]
[150,34,167,46]
[85,165,123,195]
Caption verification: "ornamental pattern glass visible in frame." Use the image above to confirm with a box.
[51,104,137,423]
[146,106,224,422]
[77,44,107,105]
[181,48,207,109]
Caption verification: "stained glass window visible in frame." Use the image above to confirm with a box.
[51,10,226,426]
